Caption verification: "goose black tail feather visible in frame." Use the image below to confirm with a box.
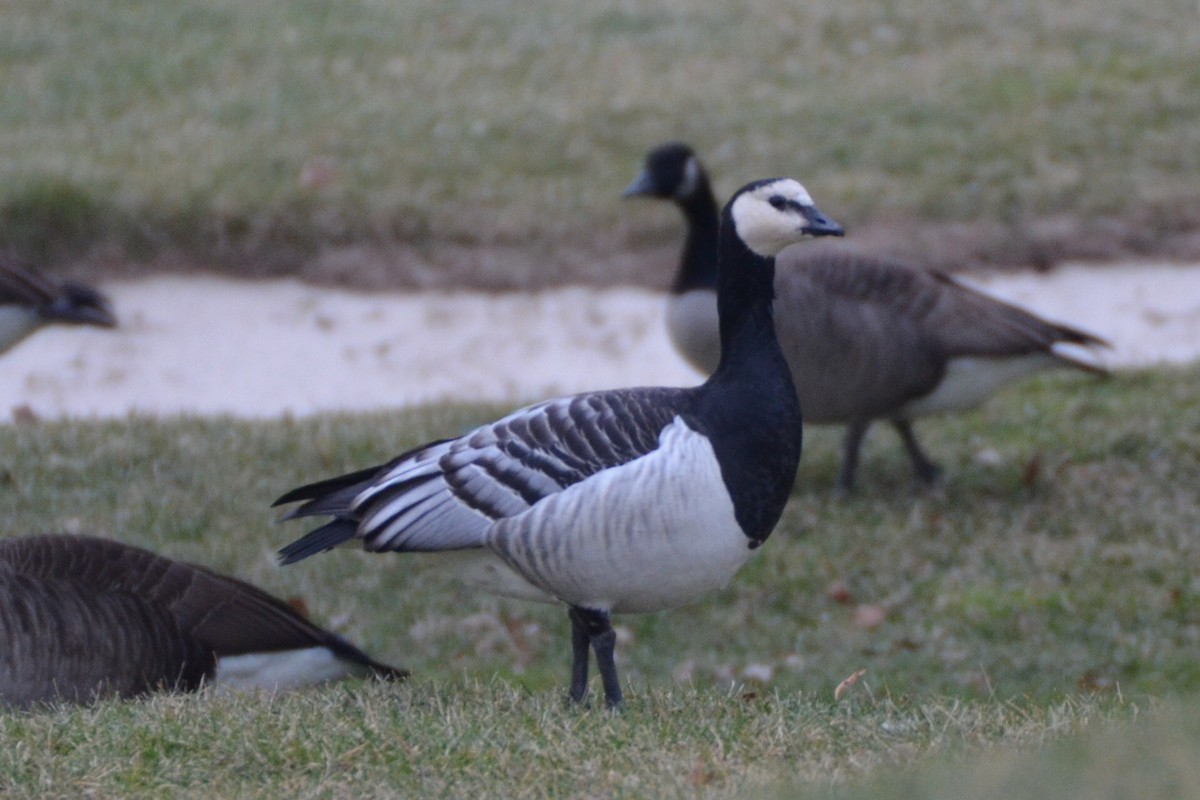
[1052,323,1113,376]
[274,437,455,509]
[321,632,411,681]
[278,519,359,566]
[273,464,386,508]
[1056,323,1111,350]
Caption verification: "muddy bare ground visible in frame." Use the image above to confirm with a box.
[50,211,1200,292]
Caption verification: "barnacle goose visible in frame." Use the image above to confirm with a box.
[0,261,116,355]
[0,534,406,709]
[275,178,844,708]
[625,142,1110,492]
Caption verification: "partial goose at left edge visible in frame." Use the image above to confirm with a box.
[0,260,116,355]
[0,534,406,710]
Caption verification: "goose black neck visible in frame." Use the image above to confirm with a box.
[672,175,720,294]
[711,219,784,381]
[698,206,802,546]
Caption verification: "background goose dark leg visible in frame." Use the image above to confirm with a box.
[891,419,942,485]
[837,420,871,493]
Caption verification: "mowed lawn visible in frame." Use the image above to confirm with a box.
[1,365,1198,796]
[3,0,1200,795]
[1,0,1198,281]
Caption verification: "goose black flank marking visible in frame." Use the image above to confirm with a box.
[275,178,843,708]
[0,534,405,709]
[625,142,1110,492]
[0,260,117,355]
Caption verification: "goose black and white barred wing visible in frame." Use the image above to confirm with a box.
[278,387,686,560]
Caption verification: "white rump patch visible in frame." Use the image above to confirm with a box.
[1050,340,1107,372]
[213,647,372,693]
[900,354,1061,416]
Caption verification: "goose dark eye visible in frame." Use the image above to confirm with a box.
[769,195,788,210]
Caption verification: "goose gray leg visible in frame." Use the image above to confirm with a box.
[568,608,591,703]
[891,419,942,485]
[567,607,623,709]
[837,420,872,494]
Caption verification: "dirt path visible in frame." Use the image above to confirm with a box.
[2,261,1196,421]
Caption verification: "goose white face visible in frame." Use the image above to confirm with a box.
[729,178,838,257]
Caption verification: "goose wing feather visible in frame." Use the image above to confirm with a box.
[0,563,213,706]
[916,269,1109,359]
[773,249,1109,420]
[278,388,683,558]
[0,535,405,707]
[773,250,947,419]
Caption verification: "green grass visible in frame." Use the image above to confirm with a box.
[1,365,1199,795]
[2,0,1199,282]
[826,698,1200,800]
[0,686,1131,798]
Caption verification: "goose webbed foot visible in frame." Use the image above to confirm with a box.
[567,607,623,709]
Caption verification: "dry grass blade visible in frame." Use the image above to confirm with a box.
[835,669,869,702]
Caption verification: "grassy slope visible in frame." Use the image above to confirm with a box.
[826,700,1200,800]
[1,366,1198,795]
[2,0,1199,284]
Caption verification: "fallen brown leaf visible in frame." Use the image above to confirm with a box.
[834,668,868,701]
[852,604,887,630]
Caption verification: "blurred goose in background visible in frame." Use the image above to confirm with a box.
[0,534,405,709]
[275,178,843,709]
[624,142,1110,492]
[0,260,117,355]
